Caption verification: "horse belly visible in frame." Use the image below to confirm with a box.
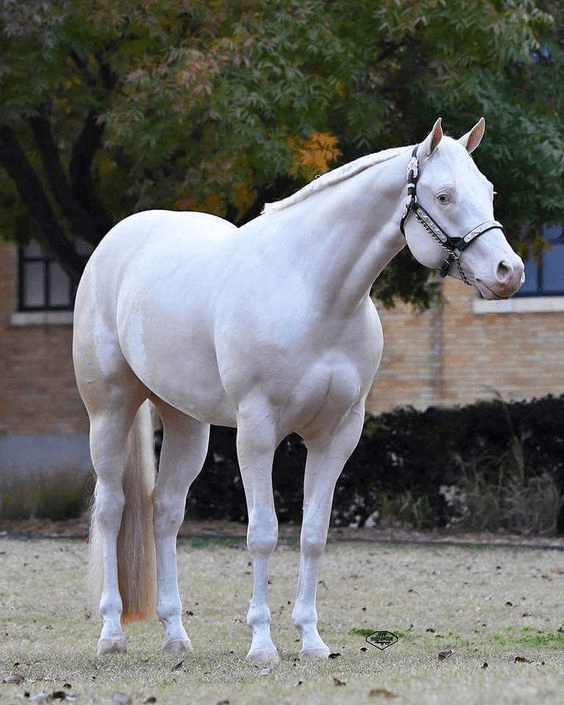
[116,298,236,425]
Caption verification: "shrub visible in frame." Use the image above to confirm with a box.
[0,464,92,521]
[187,394,564,535]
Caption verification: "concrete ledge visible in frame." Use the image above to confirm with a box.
[10,311,74,326]
[0,433,91,480]
[473,296,564,315]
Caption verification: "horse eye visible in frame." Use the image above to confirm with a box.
[437,193,450,204]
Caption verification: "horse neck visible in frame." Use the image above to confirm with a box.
[269,150,410,314]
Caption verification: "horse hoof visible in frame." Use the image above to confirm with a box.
[246,648,279,664]
[97,636,127,655]
[299,646,331,659]
[163,638,193,655]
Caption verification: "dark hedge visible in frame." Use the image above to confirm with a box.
[183,395,564,534]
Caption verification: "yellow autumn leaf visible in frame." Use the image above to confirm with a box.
[288,131,342,181]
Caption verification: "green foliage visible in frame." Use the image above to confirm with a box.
[0,0,563,302]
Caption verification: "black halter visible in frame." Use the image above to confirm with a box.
[399,145,503,284]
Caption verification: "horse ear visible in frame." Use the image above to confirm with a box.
[459,117,485,153]
[420,118,443,157]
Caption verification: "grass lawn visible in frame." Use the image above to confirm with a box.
[1,534,563,704]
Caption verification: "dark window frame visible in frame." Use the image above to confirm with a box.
[17,242,84,312]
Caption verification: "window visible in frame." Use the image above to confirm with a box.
[18,242,74,311]
[516,224,564,297]
[17,240,92,312]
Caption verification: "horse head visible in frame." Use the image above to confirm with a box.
[401,118,524,300]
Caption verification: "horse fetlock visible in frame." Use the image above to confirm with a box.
[159,613,189,646]
[246,616,277,663]
[294,619,329,658]
[292,605,317,631]
[247,602,272,631]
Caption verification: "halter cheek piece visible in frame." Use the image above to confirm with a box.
[399,145,503,284]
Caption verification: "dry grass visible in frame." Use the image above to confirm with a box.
[1,535,564,704]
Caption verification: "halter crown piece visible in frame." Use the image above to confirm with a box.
[399,145,504,284]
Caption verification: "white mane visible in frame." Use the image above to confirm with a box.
[262,145,409,215]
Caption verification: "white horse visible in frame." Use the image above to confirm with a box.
[73,118,523,662]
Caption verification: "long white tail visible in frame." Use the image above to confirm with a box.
[90,401,157,622]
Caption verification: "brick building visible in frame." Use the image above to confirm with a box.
[1,235,564,481]
[0,242,91,483]
[368,275,564,413]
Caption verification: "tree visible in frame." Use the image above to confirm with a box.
[0,0,561,306]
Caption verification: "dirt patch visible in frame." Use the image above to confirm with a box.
[1,516,563,549]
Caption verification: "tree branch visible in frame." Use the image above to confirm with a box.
[0,124,86,278]
[70,109,114,236]
[66,47,119,238]
[28,104,105,245]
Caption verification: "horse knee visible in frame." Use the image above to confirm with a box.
[152,492,185,535]
[94,485,125,532]
[247,508,278,556]
[300,524,327,558]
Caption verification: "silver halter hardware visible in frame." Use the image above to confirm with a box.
[399,145,503,284]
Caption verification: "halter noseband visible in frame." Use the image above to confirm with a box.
[399,145,503,284]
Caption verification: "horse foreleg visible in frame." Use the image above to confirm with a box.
[293,412,364,658]
[237,411,279,663]
[152,402,210,654]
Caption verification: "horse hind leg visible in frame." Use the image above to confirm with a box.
[74,321,153,654]
[88,386,150,655]
[74,274,159,654]
[151,400,210,654]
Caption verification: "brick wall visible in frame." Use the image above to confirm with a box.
[0,241,89,437]
[367,277,564,414]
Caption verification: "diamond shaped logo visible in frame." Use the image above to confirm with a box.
[366,630,398,650]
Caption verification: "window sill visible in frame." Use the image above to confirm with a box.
[10,311,74,326]
[473,296,564,314]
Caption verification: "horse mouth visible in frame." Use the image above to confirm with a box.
[475,279,512,300]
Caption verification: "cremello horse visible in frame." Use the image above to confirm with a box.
[73,118,523,662]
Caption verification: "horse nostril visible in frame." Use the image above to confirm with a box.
[497,261,510,281]
[496,259,524,287]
